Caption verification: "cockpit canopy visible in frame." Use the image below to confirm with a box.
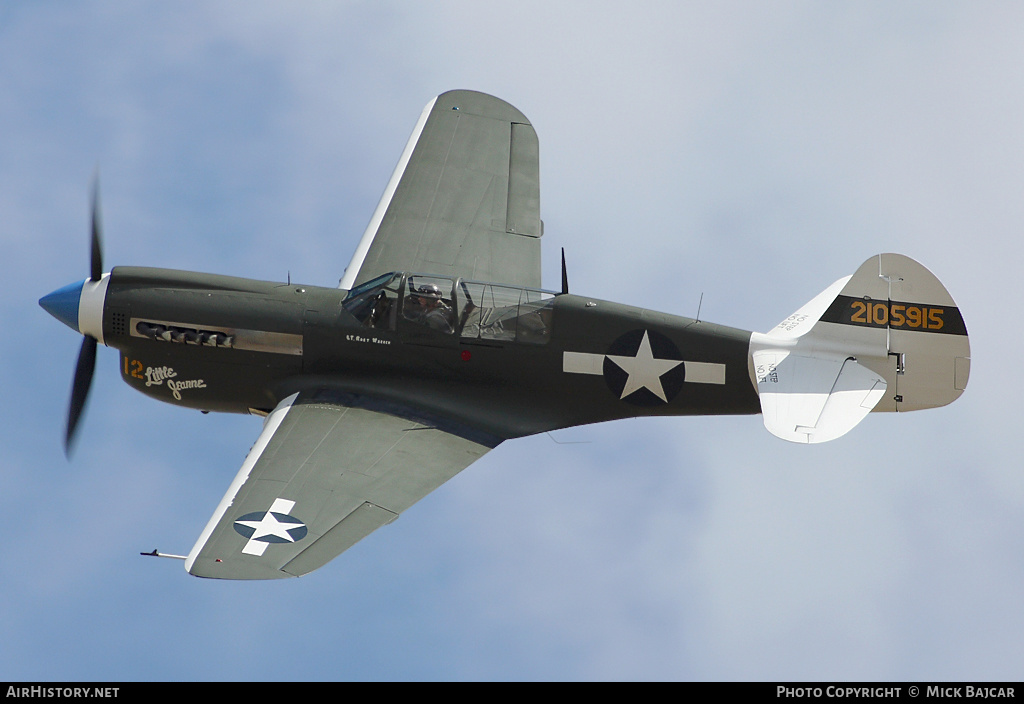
[343,272,556,344]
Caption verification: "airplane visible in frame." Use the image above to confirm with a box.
[39,90,970,580]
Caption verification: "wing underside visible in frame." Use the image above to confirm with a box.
[186,390,500,580]
[340,90,542,290]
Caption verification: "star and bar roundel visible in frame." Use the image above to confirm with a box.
[563,329,725,406]
[233,498,308,556]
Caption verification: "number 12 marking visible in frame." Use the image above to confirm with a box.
[124,358,144,379]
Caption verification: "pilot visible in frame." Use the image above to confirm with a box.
[406,283,454,333]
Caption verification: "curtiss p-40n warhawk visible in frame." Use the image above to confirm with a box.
[40,91,970,579]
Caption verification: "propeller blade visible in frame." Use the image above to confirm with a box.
[90,178,103,282]
[65,335,97,456]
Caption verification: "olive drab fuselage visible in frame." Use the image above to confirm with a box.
[105,266,760,440]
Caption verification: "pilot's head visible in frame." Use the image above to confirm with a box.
[413,284,443,307]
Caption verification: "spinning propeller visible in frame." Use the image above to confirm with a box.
[39,180,106,456]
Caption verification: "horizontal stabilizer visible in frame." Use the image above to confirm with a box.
[753,351,886,443]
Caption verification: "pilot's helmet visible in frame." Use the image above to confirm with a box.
[415,283,444,301]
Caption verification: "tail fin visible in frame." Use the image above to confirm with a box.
[749,254,970,444]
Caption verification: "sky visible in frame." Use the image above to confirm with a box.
[2,1,1022,682]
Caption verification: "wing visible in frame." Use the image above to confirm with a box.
[340,90,542,290]
[185,390,501,580]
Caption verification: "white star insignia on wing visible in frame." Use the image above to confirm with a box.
[236,511,303,543]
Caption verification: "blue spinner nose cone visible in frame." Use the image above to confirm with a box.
[39,280,85,333]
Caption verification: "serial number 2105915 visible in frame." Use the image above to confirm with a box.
[849,300,944,330]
